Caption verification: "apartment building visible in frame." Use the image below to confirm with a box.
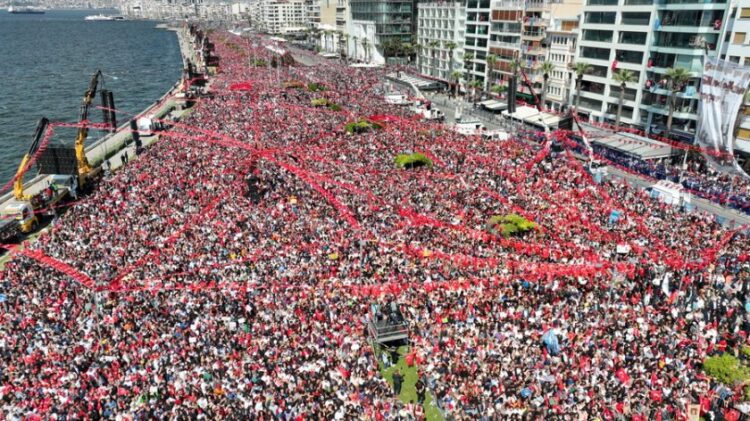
[349,0,415,46]
[251,0,309,34]
[487,0,581,100]
[545,16,578,111]
[574,0,730,141]
[416,1,466,81]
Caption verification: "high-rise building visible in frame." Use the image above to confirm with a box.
[464,0,491,85]
[349,0,415,46]
[574,0,729,141]
[417,1,466,81]
[486,0,581,102]
[251,0,309,34]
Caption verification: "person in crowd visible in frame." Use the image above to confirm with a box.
[0,29,747,420]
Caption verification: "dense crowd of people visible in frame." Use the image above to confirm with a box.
[0,28,749,420]
[590,145,750,214]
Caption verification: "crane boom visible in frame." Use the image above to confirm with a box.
[74,70,103,183]
[14,117,49,201]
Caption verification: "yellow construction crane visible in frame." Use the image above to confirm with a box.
[13,117,48,202]
[74,69,103,186]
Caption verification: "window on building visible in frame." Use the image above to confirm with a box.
[621,12,650,26]
[734,32,746,44]
[585,12,616,24]
[619,31,647,45]
[583,29,613,43]
[730,56,741,63]
[741,8,750,18]
[581,46,611,61]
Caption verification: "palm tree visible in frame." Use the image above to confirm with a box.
[540,61,555,111]
[509,58,523,110]
[491,83,507,98]
[428,41,440,76]
[413,41,423,70]
[485,53,498,92]
[463,51,474,82]
[450,70,462,97]
[362,38,371,63]
[665,67,692,136]
[612,69,636,129]
[469,79,483,102]
[444,41,457,74]
[573,61,593,114]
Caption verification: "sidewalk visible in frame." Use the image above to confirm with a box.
[422,92,750,227]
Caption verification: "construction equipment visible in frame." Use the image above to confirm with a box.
[14,117,48,202]
[74,69,107,187]
[3,118,74,233]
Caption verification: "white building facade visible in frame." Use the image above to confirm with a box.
[251,0,309,34]
[545,16,578,112]
[574,0,730,140]
[417,1,466,82]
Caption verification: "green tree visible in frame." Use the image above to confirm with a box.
[450,70,462,97]
[463,51,474,84]
[485,53,498,92]
[428,41,440,76]
[491,83,507,98]
[573,61,593,114]
[362,38,371,63]
[469,79,483,102]
[665,67,692,136]
[444,41,457,75]
[539,61,555,110]
[612,69,637,129]
[413,40,423,69]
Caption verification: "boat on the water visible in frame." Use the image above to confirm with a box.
[84,14,125,21]
[8,6,45,14]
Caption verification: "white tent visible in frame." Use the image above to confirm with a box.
[479,100,507,111]
[594,132,674,160]
[502,105,539,121]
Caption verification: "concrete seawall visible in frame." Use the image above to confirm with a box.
[0,26,193,224]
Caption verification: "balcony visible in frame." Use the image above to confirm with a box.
[656,0,727,11]
[490,40,520,49]
[491,0,524,8]
[525,0,546,10]
[522,31,544,40]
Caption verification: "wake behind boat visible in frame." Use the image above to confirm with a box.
[84,14,125,21]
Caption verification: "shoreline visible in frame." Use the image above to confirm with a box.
[0,26,192,257]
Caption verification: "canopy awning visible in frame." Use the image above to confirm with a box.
[503,106,539,121]
[480,100,507,111]
[593,132,674,160]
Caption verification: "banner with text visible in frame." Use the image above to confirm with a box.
[696,56,750,178]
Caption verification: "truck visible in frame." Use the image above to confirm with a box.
[646,180,692,207]
[0,217,22,244]
[451,119,486,136]
[384,94,411,106]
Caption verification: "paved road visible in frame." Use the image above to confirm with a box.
[418,91,750,227]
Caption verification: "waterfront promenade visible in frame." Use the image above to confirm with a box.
[0,28,747,420]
